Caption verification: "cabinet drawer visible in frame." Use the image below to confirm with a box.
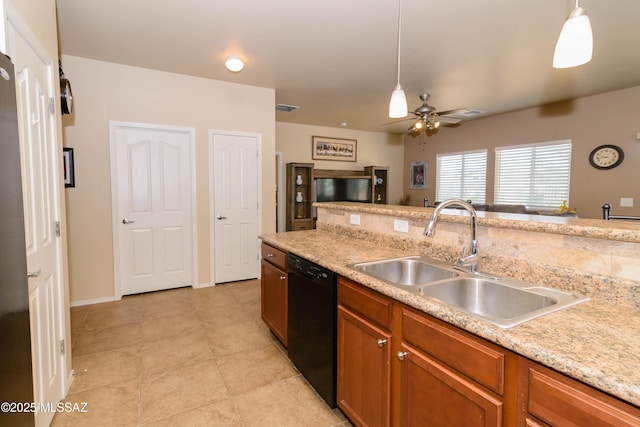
[292,218,314,230]
[338,276,393,331]
[523,360,640,426]
[402,308,505,395]
[261,243,287,270]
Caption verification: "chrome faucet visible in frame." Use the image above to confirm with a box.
[424,199,479,273]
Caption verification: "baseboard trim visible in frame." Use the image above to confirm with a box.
[193,282,215,289]
[70,296,116,307]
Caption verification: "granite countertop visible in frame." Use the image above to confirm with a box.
[261,229,640,407]
[316,201,640,243]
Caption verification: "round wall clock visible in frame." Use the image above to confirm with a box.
[60,77,73,115]
[588,144,624,170]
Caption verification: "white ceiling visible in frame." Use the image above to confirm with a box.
[56,0,640,134]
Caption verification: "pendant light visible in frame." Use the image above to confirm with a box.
[389,0,408,118]
[553,0,593,68]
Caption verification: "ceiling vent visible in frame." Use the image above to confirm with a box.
[440,109,484,119]
[276,104,300,112]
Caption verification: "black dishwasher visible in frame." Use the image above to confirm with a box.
[287,253,337,408]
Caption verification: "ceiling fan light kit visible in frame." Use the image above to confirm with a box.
[553,0,593,68]
[389,0,408,118]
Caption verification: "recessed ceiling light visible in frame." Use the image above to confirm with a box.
[225,56,244,73]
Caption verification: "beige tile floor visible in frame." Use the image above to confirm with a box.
[54,280,352,427]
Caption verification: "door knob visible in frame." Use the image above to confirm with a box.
[216,215,227,220]
[397,351,408,361]
[27,269,42,278]
[122,218,135,224]
[377,339,387,348]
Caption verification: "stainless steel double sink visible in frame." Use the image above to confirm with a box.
[348,256,589,329]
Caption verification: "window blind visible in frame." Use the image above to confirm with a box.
[494,141,572,209]
[436,150,487,203]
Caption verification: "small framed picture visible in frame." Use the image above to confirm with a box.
[63,147,75,188]
[410,161,427,189]
[312,136,357,162]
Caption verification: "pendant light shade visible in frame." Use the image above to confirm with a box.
[389,84,408,118]
[553,1,593,69]
[389,0,408,118]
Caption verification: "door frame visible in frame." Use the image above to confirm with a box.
[109,121,198,299]
[276,151,285,232]
[208,129,262,286]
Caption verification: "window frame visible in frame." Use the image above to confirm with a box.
[435,149,488,204]
[494,140,572,210]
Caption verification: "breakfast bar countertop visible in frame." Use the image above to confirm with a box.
[261,229,640,408]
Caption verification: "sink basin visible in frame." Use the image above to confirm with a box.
[350,256,458,286]
[416,277,589,328]
[348,256,589,329]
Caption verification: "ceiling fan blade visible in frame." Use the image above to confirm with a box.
[382,117,414,126]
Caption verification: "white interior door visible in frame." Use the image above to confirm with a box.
[111,122,195,296]
[210,131,260,284]
[8,16,65,427]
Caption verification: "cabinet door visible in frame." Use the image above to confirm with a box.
[337,306,391,427]
[399,342,503,427]
[260,260,287,345]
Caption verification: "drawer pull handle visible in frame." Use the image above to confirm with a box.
[377,339,387,348]
[267,253,275,257]
[397,351,408,361]
[279,275,286,281]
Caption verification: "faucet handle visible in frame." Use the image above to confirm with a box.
[461,246,468,257]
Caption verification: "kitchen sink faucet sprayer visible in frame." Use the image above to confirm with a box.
[424,199,479,273]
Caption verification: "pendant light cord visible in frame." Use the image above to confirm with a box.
[395,0,402,86]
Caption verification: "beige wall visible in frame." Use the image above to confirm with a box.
[276,122,405,204]
[404,85,640,219]
[61,55,276,304]
[8,0,58,56]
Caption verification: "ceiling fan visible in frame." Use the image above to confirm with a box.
[404,93,470,134]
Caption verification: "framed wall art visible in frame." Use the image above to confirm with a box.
[312,136,357,162]
[63,147,75,188]
[410,160,427,189]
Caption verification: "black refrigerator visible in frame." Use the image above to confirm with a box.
[0,53,35,426]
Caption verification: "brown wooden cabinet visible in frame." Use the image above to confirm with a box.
[398,341,503,426]
[364,166,389,204]
[333,274,640,427]
[286,163,314,231]
[518,358,640,427]
[260,243,287,345]
[398,308,508,427]
[337,277,393,427]
[336,277,521,427]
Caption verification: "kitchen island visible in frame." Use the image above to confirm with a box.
[260,202,640,410]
